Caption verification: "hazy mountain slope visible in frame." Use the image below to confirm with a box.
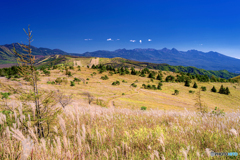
[0,43,72,63]
[81,48,240,73]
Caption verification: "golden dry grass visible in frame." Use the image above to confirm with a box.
[1,66,239,112]
[1,66,240,159]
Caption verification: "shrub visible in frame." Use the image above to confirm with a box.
[69,66,74,69]
[112,81,120,86]
[47,81,55,84]
[211,107,225,117]
[116,81,120,85]
[141,106,147,110]
[73,77,81,82]
[70,81,75,86]
[131,83,137,87]
[66,71,72,77]
[189,90,195,94]
[109,71,114,76]
[53,65,58,69]
[0,92,11,99]
[86,82,88,84]
[43,69,50,76]
[14,74,21,78]
[55,77,62,85]
[86,78,90,80]
[101,75,109,80]
[174,90,179,95]
[62,77,68,84]
[152,85,157,90]
[165,75,175,82]
[201,86,206,91]
[122,93,125,95]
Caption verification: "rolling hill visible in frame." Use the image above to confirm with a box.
[31,55,239,79]
[81,48,240,73]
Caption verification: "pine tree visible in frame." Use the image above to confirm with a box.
[225,87,230,95]
[211,86,217,92]
[193,82,198,88]
[148,73,154,79]
[185,80,190,87]
[156,74,162,81]
[219,85,225,94]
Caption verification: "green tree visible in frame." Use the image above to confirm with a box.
[184,80,190,87]
[211,86,217,92]
[70,81,75,86]
[225,87,230,95]
[11,26,62,138]
[219,85,226,94]
[193,82,198,88]
[156,74,162,81]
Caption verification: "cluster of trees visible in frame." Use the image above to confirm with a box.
[92,65,166,84]
[0,66,22,78]
[142,82,162,90]
[211,85,230,95]
[146,63,238,79]
[218,85,230,95]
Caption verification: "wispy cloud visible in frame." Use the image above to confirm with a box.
[148,39,152,41]
[117,39,120,40]
[130,40,136,42]
[200,44,203,45]
[107,38,113,41]
[139,40,142,44]
[84,39,92,41]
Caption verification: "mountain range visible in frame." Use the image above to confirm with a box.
[1,43,240,74]
[81,48,240,74]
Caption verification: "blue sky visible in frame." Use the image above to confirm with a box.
[1,0,240,59]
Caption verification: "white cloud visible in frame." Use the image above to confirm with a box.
[148,39,152,41]
[84,39,92,41]
[130,40,136,42]
[107,38,113,41]
[117,39,120,40]
[200,44,203,45]
[139,40,142,44]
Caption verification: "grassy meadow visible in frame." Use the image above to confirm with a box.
[0,64,240,159]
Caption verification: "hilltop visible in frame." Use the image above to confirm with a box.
[32,55,239,79]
